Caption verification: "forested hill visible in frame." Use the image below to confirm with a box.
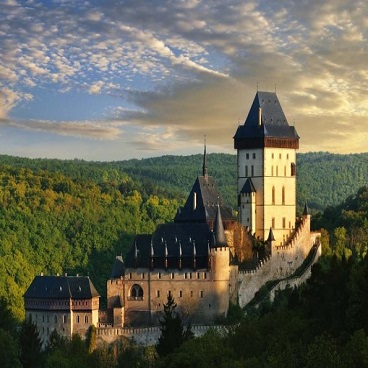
[1,151,368,213]
[1,151,368,319]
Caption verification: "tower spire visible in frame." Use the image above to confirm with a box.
[213,205,227,247]
[202,135,208,179]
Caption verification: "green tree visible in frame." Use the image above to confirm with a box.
[19,317,43,368]
[0,328,22,368]
[156,294,192,357]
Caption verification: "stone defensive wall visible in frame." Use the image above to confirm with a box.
[96,324,229,346]
[237,215,320,308]
[269,239,322,302]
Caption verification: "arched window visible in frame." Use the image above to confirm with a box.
[282,186,285,205]
[84,315,89,324]
[63,315,67,324]
[76,315,80,323]
[272,186,275,205]
[130,284,144,300]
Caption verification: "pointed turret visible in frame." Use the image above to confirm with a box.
[213,205,227,247]
[303,202,309,216]
[202,140,208,180]
[266,227,275,242]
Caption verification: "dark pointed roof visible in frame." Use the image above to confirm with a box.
[110,255,125,278]
[267,227,275,242]
[175,147,234,224]
[240,178,256,194]
[234,91,299,149]
[202,143,208,178]
[125,223,214,269]
[174,176,234,223]
[213,205,228,247]
[303,202,309,216]
[24,276,100,299]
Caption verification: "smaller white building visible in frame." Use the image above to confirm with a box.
[24,275,100,346]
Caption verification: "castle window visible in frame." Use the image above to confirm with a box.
[276,166,278,176]
[253,153,256,159]
[197,272,200,279]
[251,165,254,176]
[246,153,249,159]
[141,273,145,279]
[287,154,289,159]
[190,291,193,297]
[199,291,204,298]
[158,272,161,279]
[204,272,207,279]
[63,315,67,324]
[85,315,89,324]
[76,315,80,324]
[129,272,132,279]
[282,218,286,229]
[284,166,286,176]
[279,153,282,159]
[272,153,274,159]
[168,290,172,297]
[272,218,275,229]
[271,166,274,176]
[130,284,144,300]
[184,272,188,279]
[245,166,248,177]
[42,315,45,323]
[156,290,160,298]
[272,186,275,205]
[171,272,175,279]
[179,290,183,298]
[282,186,285,205]
[189,273,192,279]
[291,162,296,176]
[54,315,57,324]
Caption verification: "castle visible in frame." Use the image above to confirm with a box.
[24,91,320,344]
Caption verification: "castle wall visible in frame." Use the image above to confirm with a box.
[117,263,231,326]
[96,324,230,346]
[238,215,316,307]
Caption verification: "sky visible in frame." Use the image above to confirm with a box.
[1,0,368,161]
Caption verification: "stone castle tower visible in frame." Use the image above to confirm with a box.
[234,91,299,246]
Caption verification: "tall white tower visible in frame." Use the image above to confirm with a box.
[234,91,299,246]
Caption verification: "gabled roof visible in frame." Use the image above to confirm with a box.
[24,276,100,300]
[240,178,256,194]
[174,175,234,223]
[234,91,299,148]
[110,255,125,278]
[124,222,214,269]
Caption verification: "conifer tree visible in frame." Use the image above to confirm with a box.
[19,317,43,368]
[156,294,193,357]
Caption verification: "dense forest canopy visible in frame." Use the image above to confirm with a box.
[0,151,368,319]
[2,151,368,213]
[1,152,368,366]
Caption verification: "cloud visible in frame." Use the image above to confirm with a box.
[0,117,123,140]
[1,0,368,159]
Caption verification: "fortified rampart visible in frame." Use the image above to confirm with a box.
[96,324,229,346]
[237,215,319,308]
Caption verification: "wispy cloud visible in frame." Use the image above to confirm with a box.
[1,0,368,159]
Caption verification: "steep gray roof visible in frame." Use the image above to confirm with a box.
[110,255,125,278]
[240,178,256,194]
[24,275,100,300]
[125,223,214,269]
[213,205,228,247]
[174,175,234,223]
[234,91,299,147]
